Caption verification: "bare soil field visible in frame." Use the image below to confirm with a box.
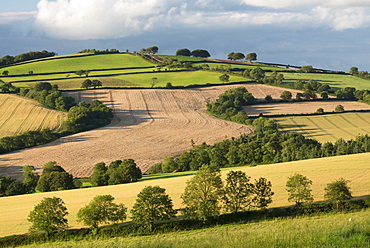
[243,101,370,116]
[0,83,305,179]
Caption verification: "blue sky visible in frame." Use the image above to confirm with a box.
[1,0,370,71]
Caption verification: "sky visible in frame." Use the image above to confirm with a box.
[1,0,370,71]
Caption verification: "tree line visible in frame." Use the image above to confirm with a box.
[78,49,119,54]
[27,165,273,234]
[0,159,142,197]
[0,50,56,67]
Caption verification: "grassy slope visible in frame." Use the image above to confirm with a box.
[0,94,67,137]
[1,152,370,237]
[21,210,370,248]
[282,72,370,90]
[272,112,370,143]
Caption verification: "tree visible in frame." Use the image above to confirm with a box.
[219,74,230,83]
[150,77,158,88]
[161,156,178,173]
[335,104,344,112]
[286,173,314,206]
[107,159,142,185]
[280,91,292,100]
[147,46,159,54]
[227,52,235,60]
[176,48,191,57]
[249,67,265,81]
[2,70,9,76]
[228,52,245,61]
[265,95,273,102]
[81,79,92,89]
[301,65,313,73]
[246,52,257,62]
[91,79,102,89]
[36,161,76,192]
[28,71,34,75]
[315,108,324,114]
[324,178,352,208]
[181,165,223,220]
[350,67,358,75]
[191,49,211,58]
[252,177,274,210]
[91,162,109,186]
[28,197,68,234]
[321,91,329,99]
[23,165,39,193]
[131,186,177,230]
[77,195,127,229]
[223,171,254,213]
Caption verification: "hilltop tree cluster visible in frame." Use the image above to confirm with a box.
[0,50,56,66]
[78,49,119,54]
[175,48,211,58]
[349,66,370,80]
[228,52,257,62]
[140,46,159,55]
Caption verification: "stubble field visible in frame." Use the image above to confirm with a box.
[0,94,67,137]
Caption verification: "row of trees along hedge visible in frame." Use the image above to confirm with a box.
[149,87,370,174]
[26,165,273,236]
[0,161,80,197]
[0,158,142,197]
[78,49,119,54]
[0,50,56,66]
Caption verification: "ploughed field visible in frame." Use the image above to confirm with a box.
[0,83,292,179]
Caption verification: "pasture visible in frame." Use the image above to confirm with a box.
[0,94,67,137]
[1,152,370,237]
[282,72,370,90]
[20,210,370,247]
[272,112,370,143]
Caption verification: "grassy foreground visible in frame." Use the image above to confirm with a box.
[1,152,370,237]
[272,112,370,143]
[19,209,370,247]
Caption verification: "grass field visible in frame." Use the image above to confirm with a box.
[20,210,370,247]
[1,152,370,237]
[0,94,67,137]
[272,112,370,143]
[282,72,370,90]
[1,54,154,75]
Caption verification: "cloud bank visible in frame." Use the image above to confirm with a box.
[0,0,361,40]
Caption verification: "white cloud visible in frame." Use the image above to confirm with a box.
[241,0,370,8]
[0,12,36,24]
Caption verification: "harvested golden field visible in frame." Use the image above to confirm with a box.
[243,100,370,116]
[0,83,293,179]
[1,152,369,237]
[0,94,67,137]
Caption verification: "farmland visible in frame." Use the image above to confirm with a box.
[20,209,370,248]
[272,112,370,143]
[0,94,67,137]
[1,152,370,237]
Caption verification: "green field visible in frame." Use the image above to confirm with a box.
[281,72,370,90]
[1,54,154,75]
[272,112,370,143]
[1,152,370,237]
[0,94,67,137]
[20,210,370,248]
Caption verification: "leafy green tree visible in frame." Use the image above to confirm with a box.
[265,95,273,102]
[36,161,76,192]
[81,79,92,89]
[335,104,344,112]
[315,108,324,114]
[91,162,109,186]
[350,67,358,75]
[161,156,178,173]
[147,46,159,54]
[2,70,9,76]
[176,48,191,56]
[150,77,158,88]
[191,49,211,58]
[77,195,127,229]
[252,177,274,210]
[219,74,230,83]
[165,82,173,89]
[223,171,254,213]
[107,159,142,185]
[301,65,313,73]
[23,165,39,193]
[131,186,177,231]
[249,67,265,81]
[286,173,314,206]
[228,52,245,61]
[91,79,102,89]
[28,197,68,234]
[280,91,292,100]
[246,52,257,62]
[324,178,352,208]
[321,91,329,99]
[181,165,223,220]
